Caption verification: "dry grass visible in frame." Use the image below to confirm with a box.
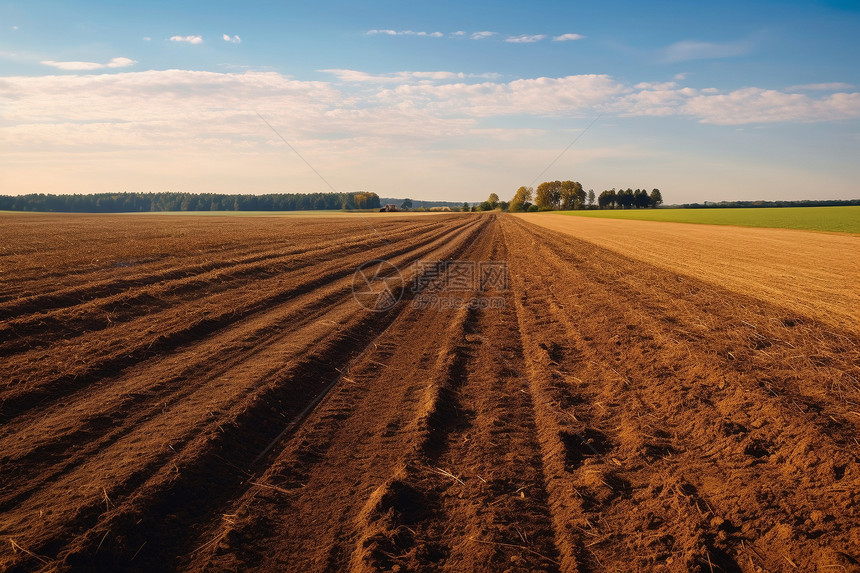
[520,214,860,333]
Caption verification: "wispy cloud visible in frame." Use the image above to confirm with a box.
[661,38,751,62]
[385,74,627,117]
[552,33,585,42]
[4,69,859,197]
[6,69,859,161]
[12,25,18,31]
[40,57,137,71]
[222,34,241,44]
[366,29,499,40]
[634,81,678,90]
[612,81,860,125]
[470,31,496,40]
[169,35,203,44]
[366,29,443,37]
[681,88,860,124]
[787,82,853,91]
[320,69,501,83]
[506,34,546,43]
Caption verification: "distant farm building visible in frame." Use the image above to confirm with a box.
[380,204,398,212]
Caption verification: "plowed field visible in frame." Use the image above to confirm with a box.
[1,213,858,572]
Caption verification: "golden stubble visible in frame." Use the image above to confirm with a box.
[519,214,860,333]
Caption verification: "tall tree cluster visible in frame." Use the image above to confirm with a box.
[509,182,663,211]
[532,180,589,210]
[597,188,663,209]
[508,186,534,212]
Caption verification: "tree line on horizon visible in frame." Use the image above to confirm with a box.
[470,182,663,212]
[0,191,381,213]
[4,189,852,215]
[469,188,860,213]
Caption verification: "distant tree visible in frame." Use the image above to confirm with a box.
[560,181,585,210]
[575,183,586,208]
[535,181,562,210]
[527,204,539,212]
[634,189,650,208]
[617,188,635,209]
[354,192,378,210]
[508,186,533,212]
[487,192,500,209]
[401,198,413,210]
[649,189,663,208]
[598,189,616,209]
[560,181,575,210]
[588,189,596,208]
[462,201,470,212]
[499,200,509,212]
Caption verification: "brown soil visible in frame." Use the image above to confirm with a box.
[1,213,858,572]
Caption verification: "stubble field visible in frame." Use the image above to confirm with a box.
[1,212,858,572]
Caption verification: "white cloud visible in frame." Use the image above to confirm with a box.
[553,33,585,42]
[634,81,678,90]
[143,36,151,41]
[610,82,860,124]
[4,69,859,164]
[661,39,751,62]
[106,57,136,68]
[4,68,859,199]
[320,69,459,83]
[319,69,500,83]
[614,86,694,117]
[470,31,496,40]
[1,70,342,153]
[673,73,687,81]
[223,34,241,43]
[366,29,443,37]
[682,88,860,124]
[452,31,466,37]
[381,74,628,117]
[40,57,137,71]
[40,61,102,71]
[12,25,18,31]
[506,34,546,43]
[787,82,853,91]
[169,35,203,44]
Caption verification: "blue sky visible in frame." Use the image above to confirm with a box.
[2,0,859,202]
